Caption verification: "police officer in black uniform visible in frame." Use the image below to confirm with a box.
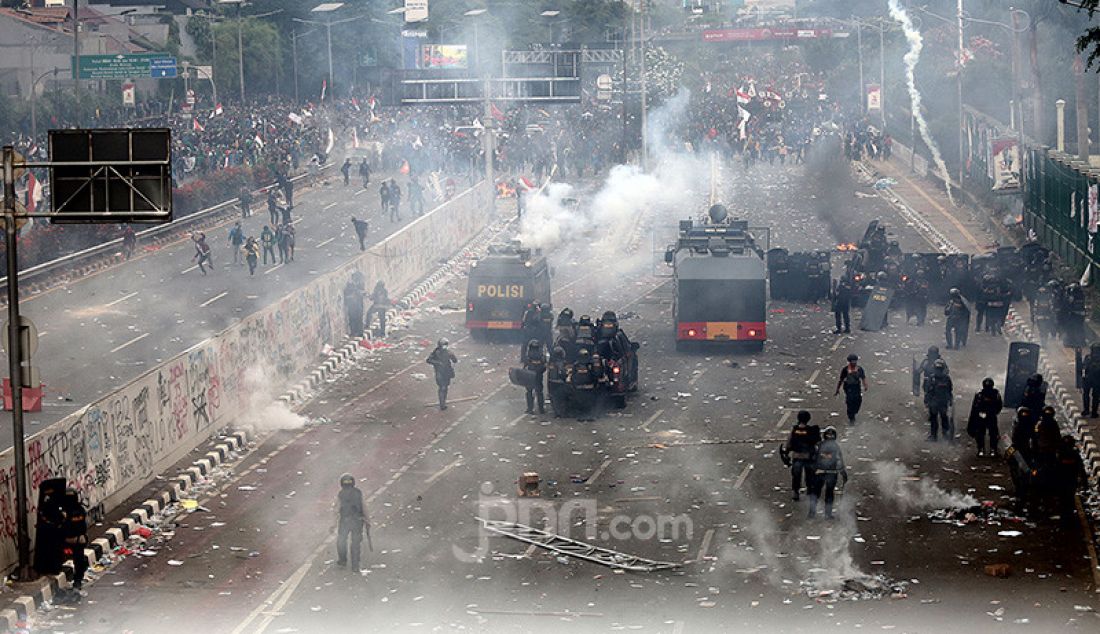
[427,338,458,410]
[335,473,369,572]
[781,411,821,501]
[902,269,930,326]
[830,276,853,334]
[522,339,547,414]
[60,489,89,596]
[1062,283,1087,348]
[1021,373,1048,413]
[923,359,954,442]
[1081,343,1100,417]
[967,378,1003,457]
[807,426,847,519]
[835,354,868,425]
[944,288,970,350]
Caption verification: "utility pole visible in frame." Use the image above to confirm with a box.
[325,18,334,100]
[878,21,886,131]
[956,0,964,185]
[236,3,245,104]
[292,29,299,103]
[1076,53,1090,162]
[639,0,648,170]
[483,76,495,214]
[72,0,80,126]
[2,147,32,582]
[856,21,864,116]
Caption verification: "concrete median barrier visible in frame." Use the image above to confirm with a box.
[0,181,493,574]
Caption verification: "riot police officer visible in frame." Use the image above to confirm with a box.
[1031,283,1058,341]
[835,354,868,425]
[975,274,995,333]
[521,303,544,348]
[918,346,947,382]
[944,288,970,350]
[522,339,547,414]
[547,345,568,417]
[1033,406,1061,469]
[334,473,369,572]
[1054,435,1087,524]
[427,338,458,410]
[781,411,821,501]
[569,348,599,416]
[807,426,847,519]
[1082,343,1100,417]
[557,307,576,333]
[902,270,929,326]
[1062,283,1087,348]
[1021,373,1048,414]
[830,276,853,334]
[575,315,597,349]
[923,359,953,442]
[967,378,1003,457]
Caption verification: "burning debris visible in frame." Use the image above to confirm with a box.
[925,501,1028,528]
[801,573,910,602]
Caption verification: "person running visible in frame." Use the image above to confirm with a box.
[192,232,213,275]
[244,236,260,276]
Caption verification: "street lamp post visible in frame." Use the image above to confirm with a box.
[463,9,486,73]
[294,3,348,101]
[31,69,61,141]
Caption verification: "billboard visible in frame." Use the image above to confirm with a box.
[866,84,881,111]
[702,27,835,42]
[421,44,468,69]
[405,0,428,22]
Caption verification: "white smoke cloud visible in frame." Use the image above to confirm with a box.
[888,0,956,206]
[871,460,977,512]
[236,365,309,432]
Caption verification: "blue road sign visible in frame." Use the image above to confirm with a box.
[149,57,177,79]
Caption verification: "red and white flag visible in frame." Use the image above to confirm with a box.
[519,176,537,190]
[490,102,506,122]
[352,127,360,148]
[213,103,223,116]
[193,118,205,132]
[736,89,751,104]
[25,172,41,215]
[351,97,361,111]
[320,79,327,102]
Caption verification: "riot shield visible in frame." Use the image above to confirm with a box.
[767,248,790,300]
[1075,348,1084,390]
[911,357,921,397]
[509,367,538,389]
[1004,342,1041,408]
[859,286,895,332]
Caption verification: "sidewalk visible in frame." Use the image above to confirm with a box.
[866,155,1100,486]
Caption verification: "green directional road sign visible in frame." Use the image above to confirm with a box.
[73,54,175,80]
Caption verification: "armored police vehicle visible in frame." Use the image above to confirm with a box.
[466,242,551,340]
[664,205,769,351]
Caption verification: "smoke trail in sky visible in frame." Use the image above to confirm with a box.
[888,0,955,206]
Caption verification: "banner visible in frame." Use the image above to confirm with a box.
[989,137,1020,192]
[421,44,468,69]
[1089,183,1099,234]
[866,83,881,111]
[405,0,428,22]
[122,81,135,106]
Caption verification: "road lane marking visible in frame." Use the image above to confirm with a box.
[424,457,463,485]
[110,332,149,354]
[639,408,665,432]
[695,528,715,563]
[774,410,793,432]
[181,265,199,274]
[523,543,538,558]
[733,463,754,490]
[688,368,708,386]
[324,201,338,210]
[830,336,847,352]
[105,291,139,307]
[263,264,284,275]
[806,368,821,385]
[315,236,337,248]
[200,291,229,307]
[586,457,613,485]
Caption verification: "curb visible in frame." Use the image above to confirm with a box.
[0,430,249,634]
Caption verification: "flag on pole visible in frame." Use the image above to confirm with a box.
[320,79,327,102]
[193,118,205,132]
[24,172,38,215]
[352,127,360,149]
[519,176,537,190]
[490,102,506,122]
[736,89,751,104]
[213,103,223,116]
[288,112,303,125]
[325,128,335,155]
[367,95,376,112]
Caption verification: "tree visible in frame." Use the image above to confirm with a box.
[1068,0,1100,67]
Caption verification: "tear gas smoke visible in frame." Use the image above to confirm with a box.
[237,365,308,431]
[871,460,978,512]
[888,0,956,206]
[517,90,707,252]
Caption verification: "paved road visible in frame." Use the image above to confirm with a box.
[37,151,1100,633]
[5,170,459,446]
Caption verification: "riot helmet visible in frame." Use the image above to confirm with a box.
[578,315,593,327]
[577,348,591,363]
[551,346,565,360]
[340,473,355,487]
[438,338,449,348]
[1042,405,1056,418]
[949,288,961,297]
[1016,406,1031,419]
[982,377,995,390]
[823,426,838,440]
[927,346,940,359]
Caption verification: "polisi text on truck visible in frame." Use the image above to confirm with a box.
[477,284,525,298]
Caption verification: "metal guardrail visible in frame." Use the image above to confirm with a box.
[0,163,332,290]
